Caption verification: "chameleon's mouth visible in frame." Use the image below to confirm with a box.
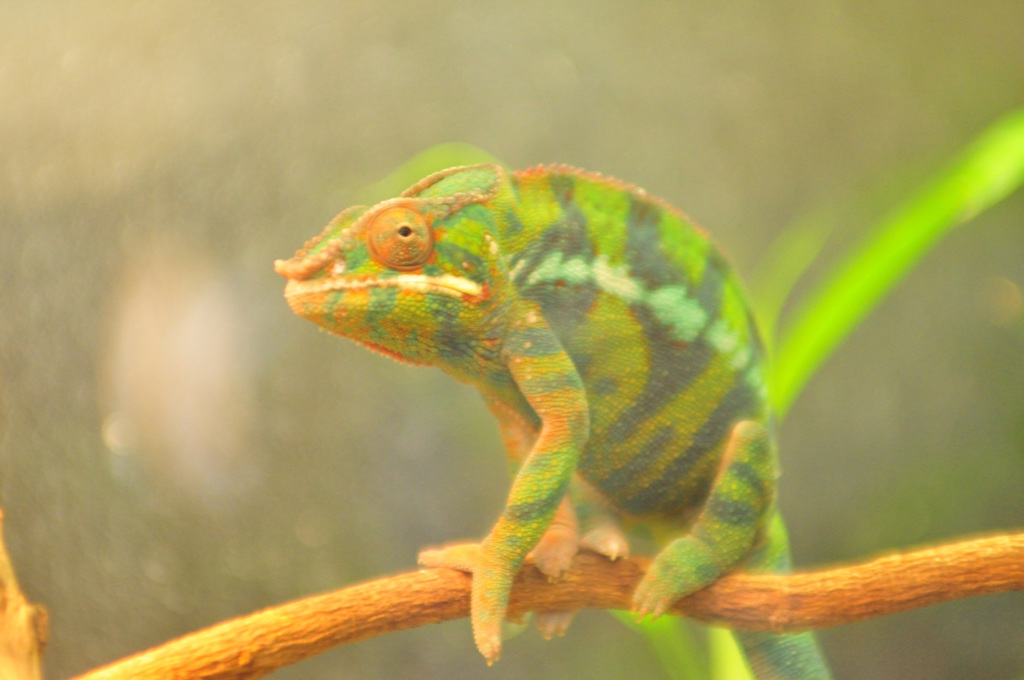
[283,273,483,301]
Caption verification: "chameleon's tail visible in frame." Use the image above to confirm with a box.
[734,630,832,680]
[734,511,833,680]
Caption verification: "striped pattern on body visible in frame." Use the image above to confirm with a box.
[504,166,769,520]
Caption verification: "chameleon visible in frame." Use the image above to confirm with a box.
[274,163,831,678]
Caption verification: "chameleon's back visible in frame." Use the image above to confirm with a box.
[506,167,770,520]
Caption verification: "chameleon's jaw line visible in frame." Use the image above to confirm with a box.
[284,273,484,300]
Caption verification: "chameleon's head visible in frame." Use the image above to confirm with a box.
[274,164,514,366]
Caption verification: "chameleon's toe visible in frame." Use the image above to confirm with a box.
[580,523,630,561]
[632,550,699,619]
[418,542,481,573]
[534,610,576,639]
[473,620,503,666]
[529,524,579,580]
[631,574,676,620]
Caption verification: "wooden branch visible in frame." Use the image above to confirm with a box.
[74,532,1024,680]
[0,509,48,680]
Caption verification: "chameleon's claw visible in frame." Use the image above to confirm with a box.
[474,621,503,665]
[580,523,630,561]
[631,574,676,621]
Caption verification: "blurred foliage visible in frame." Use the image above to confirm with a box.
[770,109,1024,419]
[708,627,754,680]
[611,611,709,680]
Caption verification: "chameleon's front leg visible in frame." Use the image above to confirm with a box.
[421,302,588,664]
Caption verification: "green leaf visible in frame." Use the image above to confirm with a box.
[610,611,707,680]
[770,109,1024,419]
[748,210,834,354]
[708,627,756,680]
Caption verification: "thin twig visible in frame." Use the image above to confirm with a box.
[73,532,1024,680]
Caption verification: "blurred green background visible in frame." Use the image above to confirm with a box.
[2,1,1023,678]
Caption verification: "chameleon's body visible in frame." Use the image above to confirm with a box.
[275,164,830,678]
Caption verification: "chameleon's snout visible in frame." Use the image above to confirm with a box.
[273,258,299,279]
[275,246,346,322]
[274,255,324,281]
[273,237,347,281]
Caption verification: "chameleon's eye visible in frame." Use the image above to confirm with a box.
[365,207,433,271]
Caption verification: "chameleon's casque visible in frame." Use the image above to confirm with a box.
[275,164,830,678]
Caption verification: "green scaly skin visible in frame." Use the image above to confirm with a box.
[275,164,831,678]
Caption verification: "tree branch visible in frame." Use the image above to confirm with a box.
[74,532,1024,680]
[0,509,48,680]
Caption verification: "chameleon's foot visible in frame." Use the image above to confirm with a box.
[418,542,481,572]
[632,536,714,619]
[580,522,630,561]
[534,610,576,639]
[632,571,680,620]
[418,541,509,664]
[529,521,578,580]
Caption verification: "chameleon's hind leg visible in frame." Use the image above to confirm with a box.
[633,420,774,617]
[530,495,579,639]
[532,474,631,570]
[529,494,579,579]
[575,476,630,561]
[733,512,832,679]
[532,476,630,638]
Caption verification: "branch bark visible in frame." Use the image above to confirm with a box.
[0,509,48,680]
[74,532,1024,680]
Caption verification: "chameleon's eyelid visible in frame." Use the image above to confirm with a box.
[348,197,426,231]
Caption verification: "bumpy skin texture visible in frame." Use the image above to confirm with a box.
[275,164,831,678]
